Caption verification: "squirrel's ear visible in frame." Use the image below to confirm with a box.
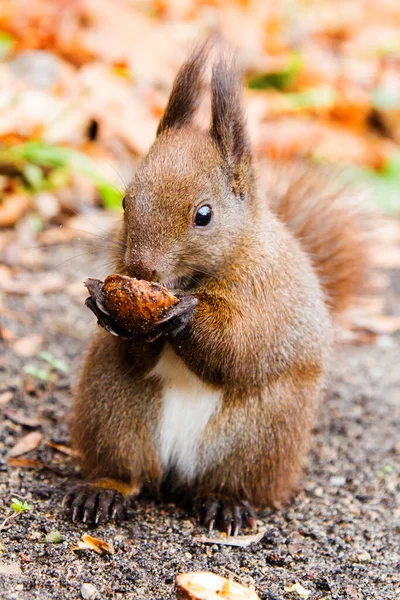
[210,57,251,170]
[156,41,209,136]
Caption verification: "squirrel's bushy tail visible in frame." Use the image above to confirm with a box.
[265,162,374,314]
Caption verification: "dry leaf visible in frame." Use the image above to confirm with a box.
[8,431,43,457]
[284,582,310,599]
[71,533,114,556]
[372,246,400,269]
[0,326,15,342]
[0,391,13,406]
[66,281,88,301]
[195,530,265,548]
[11,334,43,357]
[335,327,377,346]
[351,315,400,335]
[0,273,66,295]
[8,457,67,476]
[4,409,41,428]
[80,63,158,154]
[0,194,31,228]
[48,441,79,458]
[8,457,45,469]
[36,227,82,246]
[175,572,260,600]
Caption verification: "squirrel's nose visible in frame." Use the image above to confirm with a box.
[125,256,159,282]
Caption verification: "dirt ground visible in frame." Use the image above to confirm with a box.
[0,222,399,600]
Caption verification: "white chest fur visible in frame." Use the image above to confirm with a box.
[150,344,222,482]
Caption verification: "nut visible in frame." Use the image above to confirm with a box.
[102,274,178,333]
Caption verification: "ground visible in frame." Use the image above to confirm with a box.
[0,225,399,600]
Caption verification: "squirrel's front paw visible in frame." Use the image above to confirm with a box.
[84,276,197,341]
[145,294,197,341]
[63,481,132,524]
[84,278,136,340]
[193,495,256,536]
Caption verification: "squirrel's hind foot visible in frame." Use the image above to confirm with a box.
[193,495,256,536]
[63,479,135,524]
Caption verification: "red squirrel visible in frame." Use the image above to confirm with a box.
[64,41,372,534]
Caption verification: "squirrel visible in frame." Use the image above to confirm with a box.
[63,41,372,535]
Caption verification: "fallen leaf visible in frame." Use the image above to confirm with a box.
[175,572,260,600]
[0,273,66,295]
[65,212,116,236]
[8,457,67,476]
[3,409,41,428]
[195,530,265,548]
[81,63,158,154]
[0,327,15,341]
[36,226,82,246]
[372,245,400,268]
[0,193,31,228]
[71,533,114,556]
[351,315,400,335]
[19,553,31,562]
[335,326,377,346]
[0,391,13,406]
[11,334,43,357]
[66,281,88,301]
[8,431,43,457]
[48,440,79,458]
[284,582,311,599]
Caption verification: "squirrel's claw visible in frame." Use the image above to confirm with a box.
[95,488,123,524]
[85,296,135,340]
[146,295,197,342]
[193,495,256,536]
[63,483,127,525]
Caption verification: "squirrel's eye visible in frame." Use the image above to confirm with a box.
[194,204,212,227]
[122,197,126,210]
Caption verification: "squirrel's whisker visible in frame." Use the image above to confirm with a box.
[52,251,99,268]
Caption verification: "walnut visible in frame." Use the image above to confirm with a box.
[85,274,178,334]
[102,274,178,333]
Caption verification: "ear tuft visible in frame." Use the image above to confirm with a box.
[156,40,210,136]
[210,56,250,167]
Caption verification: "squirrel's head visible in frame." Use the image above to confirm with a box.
[119,42,256,290]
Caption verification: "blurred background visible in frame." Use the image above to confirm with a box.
[1,0,400,348]
[1,0,400,234]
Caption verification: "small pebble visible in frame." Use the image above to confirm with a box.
[329,476,346,487]
[356,551,371,563]
[81,583,100,599]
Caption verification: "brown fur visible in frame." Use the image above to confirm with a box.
[70,43,372,523]
[263,161,373,313]
[156,40,209,137]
